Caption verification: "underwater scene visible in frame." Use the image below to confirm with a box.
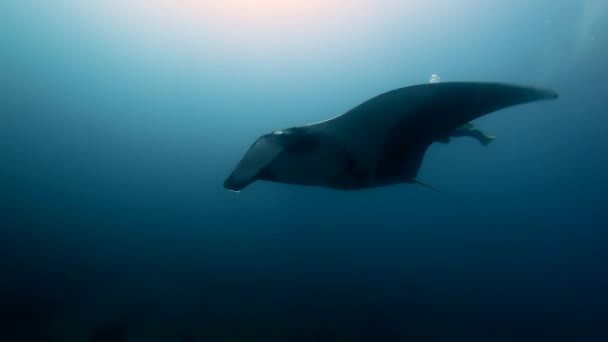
[2,1,608,341]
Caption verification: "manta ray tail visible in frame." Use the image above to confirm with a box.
[414,180,467,207]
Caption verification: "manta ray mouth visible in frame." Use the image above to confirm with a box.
[224,133,287,192]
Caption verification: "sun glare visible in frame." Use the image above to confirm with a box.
[139,0,340,22]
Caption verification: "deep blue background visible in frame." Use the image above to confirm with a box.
[2,1,608,341]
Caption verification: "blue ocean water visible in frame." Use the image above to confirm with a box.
[2,1,608,341]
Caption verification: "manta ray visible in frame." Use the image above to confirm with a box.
[224,82,558,193]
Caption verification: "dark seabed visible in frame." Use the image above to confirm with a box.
[2,1,608,341]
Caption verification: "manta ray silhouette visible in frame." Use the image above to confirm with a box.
[224,82,558,193]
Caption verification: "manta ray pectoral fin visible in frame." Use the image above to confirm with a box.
[376,138,433,183]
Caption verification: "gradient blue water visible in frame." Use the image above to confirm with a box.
[2,1,608,341]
